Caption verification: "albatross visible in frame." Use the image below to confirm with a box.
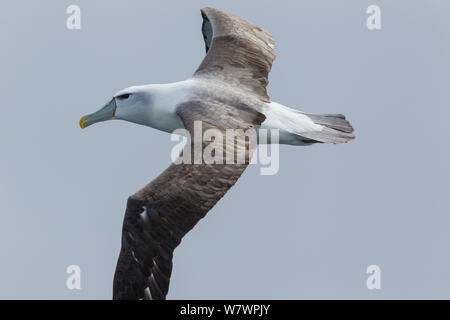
[79,7,355,300]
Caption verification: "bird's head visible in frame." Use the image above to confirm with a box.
[79,85,151,129]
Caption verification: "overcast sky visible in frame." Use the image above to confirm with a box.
[1,0,450,299]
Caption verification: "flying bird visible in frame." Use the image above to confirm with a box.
[79,7,354,300]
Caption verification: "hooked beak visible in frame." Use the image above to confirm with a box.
[79,98,117,129]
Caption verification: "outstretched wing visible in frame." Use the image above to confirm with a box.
[195,7,276,102]
[112,100,265,300]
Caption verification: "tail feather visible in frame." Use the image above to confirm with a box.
[296,113,355,144]
[306,113,354,133]
[263,101,355,145]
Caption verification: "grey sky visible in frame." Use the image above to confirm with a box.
[1,0,449,299]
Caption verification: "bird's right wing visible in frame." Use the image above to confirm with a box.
[113,100,265,300]
[194,7,276,102]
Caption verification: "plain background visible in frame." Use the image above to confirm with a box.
[1,0,449,299]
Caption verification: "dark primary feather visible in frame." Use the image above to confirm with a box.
[201,11,213,53]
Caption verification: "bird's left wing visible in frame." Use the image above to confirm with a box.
[113,100,265,300]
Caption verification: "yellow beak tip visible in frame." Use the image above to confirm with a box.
[79,116,86,129]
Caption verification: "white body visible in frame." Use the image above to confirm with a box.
[113,79,325,145]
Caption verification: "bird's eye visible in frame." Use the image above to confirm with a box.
[117,93,130,100]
